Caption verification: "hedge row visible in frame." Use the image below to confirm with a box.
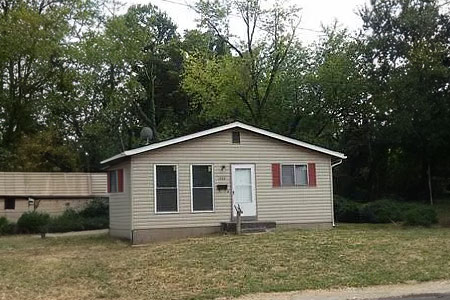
[0,199,109,235]
[334,197,438,226]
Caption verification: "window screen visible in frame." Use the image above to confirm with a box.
[156,165,178,212]
[281,165,295,186]
[4,197,15,210]
[109,170,118,193]
[295,165,308,186]
[281,164,308,186]
[192,165,214,211]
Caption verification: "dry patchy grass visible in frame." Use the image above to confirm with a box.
[1,225,450,300]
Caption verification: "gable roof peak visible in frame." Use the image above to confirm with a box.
[101,121,346,165]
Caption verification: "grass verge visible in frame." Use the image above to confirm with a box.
[1,224,450,300]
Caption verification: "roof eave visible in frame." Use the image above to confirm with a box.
[100,152,127,165]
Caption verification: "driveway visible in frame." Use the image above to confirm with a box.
[222,280,450,300]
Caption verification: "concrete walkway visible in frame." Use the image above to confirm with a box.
[34,229,109,238]
[379,294,450,300]
[223,280,450,300]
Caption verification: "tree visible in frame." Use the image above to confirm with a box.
[359,0,450,202]
[0,0,104,171]
[97,4,187,141]
[183,0,301,126]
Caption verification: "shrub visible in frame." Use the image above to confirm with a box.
[17,211,50,234]
[359,199,404,223]
[49,209,84,233]
[334,196,361,223]
[0,217,15,235]
[0,216,8,234]
[81,216,109,230]
[79,198,108,218]
[48,200,109,233]
[404,206,438,227]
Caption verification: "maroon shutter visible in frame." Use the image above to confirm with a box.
[272,163,281,187]
[308,163,317,187]
[107,171,111,193]
[118,169,124,193]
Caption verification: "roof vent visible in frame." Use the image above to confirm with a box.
[232,131,240,144]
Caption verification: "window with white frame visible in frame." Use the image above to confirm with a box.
[191,165,214,212]
[281,164,308,186]
[155,165,178,213]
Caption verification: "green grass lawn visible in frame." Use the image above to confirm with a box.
[1,225,450,300]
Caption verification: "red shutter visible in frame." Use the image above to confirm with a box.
[107,171,111,193]
[308,163,317,187]
[118,169,124,193]
[272,163,281,187]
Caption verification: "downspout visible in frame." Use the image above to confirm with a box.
[330,159,343,227]
[332,159,343,168]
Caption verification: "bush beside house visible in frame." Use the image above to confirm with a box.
[0,217,15,235]
[0,199,109,236]
[404,206,438,226]
[17,211,50,234]
[334,197,438,226]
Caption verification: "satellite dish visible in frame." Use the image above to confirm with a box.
[140,127,153,145]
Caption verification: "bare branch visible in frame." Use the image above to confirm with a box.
[236,91,256,121]
[203,16,244,58]
[260,18,300,111]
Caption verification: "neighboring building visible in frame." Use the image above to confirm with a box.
[102,122,346,244]
[0,172,107,221]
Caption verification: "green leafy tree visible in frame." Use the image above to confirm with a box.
[0,0,104,171]
[360,0,450,202]
[183,0,301,126]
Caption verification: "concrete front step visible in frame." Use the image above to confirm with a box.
[221,221,276,233]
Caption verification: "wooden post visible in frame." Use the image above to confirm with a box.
[234,204,243,235]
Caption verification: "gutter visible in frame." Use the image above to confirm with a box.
[330,159,344,227]
[332,159,343,168]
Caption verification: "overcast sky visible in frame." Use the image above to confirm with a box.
[124,0,370,44]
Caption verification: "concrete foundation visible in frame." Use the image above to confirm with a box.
[126,222,333,244]
[131,226,222,244]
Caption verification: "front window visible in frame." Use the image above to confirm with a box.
[281,164,308,186]
[155,165,178,213]
[191,165,214,212]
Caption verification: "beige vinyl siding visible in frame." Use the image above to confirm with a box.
[131,129,333,229]
[108,162,132,238]
[0,172,107,197]
[90,173,108,195]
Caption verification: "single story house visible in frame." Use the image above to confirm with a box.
[0,172,107,221]
[101,122,346,244]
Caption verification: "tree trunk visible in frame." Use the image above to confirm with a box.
[427,162,433,205]
[150,74,157,139]
[147,62,158,141]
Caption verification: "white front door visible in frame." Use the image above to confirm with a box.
[231,164,256,218]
